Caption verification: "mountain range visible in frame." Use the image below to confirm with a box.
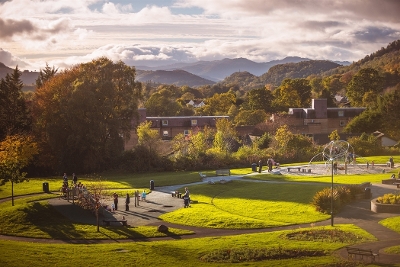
[0,57,350,88]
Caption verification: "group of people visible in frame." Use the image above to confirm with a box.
[61,172,79,196]
[258,158,277,173]
[113,190,147,212]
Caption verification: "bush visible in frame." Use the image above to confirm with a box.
[376,193,400,204]
[311,187,341,214]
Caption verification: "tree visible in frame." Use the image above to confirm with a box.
[145,89,182,116]
[35,63,58,89]
[346,68,383,107]
[273,78,312,110]
[137,121,161,153]
[212,118,239,155]
[344,109,383,134]
[196,92,236,115]
[32,57,142,173]
[328,130,340,141]
[0,66,31,140]
[246,87,273,112]
[234,109,267,126]
[0,134,38,206]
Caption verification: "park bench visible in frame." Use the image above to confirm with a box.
[287,167,301,172]
[346,247,379,262]
[171,191,182,198]
[103,219,127,226]
[393,183,400,188]
[216,169,230,176]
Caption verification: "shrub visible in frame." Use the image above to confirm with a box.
[311,187,341,214]
[376,193,400,204]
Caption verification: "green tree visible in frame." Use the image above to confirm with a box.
[32,57,142,173]
[328,130,340,141]
[0,66,31,140]
[0,134,38,206]
[234,109,267,126]
[212,118,239,155]
[346,68,383,106]
[196,92,236,115]
[145,89,182,116]
[137,121,161,153]
[273,78,311,110]
[344,109,383,134]
[246,87,273,112]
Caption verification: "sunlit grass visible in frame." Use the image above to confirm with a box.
[160,181,330,229]
[0,224,375,267]
[379,216,400,234]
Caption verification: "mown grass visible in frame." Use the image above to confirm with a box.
[379,216,400,235]
[0,224,376,267]
[160,181,330,228]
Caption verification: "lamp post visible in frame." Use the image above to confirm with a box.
[320,140,351,227]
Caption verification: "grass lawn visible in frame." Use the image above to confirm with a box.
[0,224,376,267]
[161,181,330,228]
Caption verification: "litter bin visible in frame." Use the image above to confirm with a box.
[364,187,371,199]
[252,163,257,172]
[43,182,49,193]
[150,180,154,190]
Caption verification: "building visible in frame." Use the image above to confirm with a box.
[124,108,229,150]
[272,99,366,144]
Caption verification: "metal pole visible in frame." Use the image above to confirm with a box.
[331,159,334,226]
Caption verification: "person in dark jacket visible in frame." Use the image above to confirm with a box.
[125,193,130,211]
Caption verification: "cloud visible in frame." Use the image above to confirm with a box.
[0,48,31,68]
[0,18,35,40]
[179,0,400,22]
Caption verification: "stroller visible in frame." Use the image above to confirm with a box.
[183,196,190,208]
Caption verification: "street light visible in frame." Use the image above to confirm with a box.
[322,140,350,227]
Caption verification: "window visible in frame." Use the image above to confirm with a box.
[338,111,344,117]
[340,120,345,126]
[184,130,189,136]
[191,119,197,126]
[163,130,169,136]
[162,120,168,126]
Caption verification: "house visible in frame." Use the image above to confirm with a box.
[186,99,205,108]
[271,99,366,144]
[124,108,229,150]
[373,131,398,147]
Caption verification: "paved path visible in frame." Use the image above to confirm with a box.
[1,174,400,264]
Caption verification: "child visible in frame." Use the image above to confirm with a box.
[141,190,147,201]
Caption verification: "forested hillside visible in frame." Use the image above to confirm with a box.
[258,60,341,86]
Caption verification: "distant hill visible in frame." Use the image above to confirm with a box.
[218,60,341,89]
[258,60,341,86]
[135,69,215,87]
[0,62,39,91]
[136,56,314,81]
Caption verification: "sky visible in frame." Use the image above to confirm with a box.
[1,0,400,71]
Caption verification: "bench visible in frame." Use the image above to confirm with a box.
[346,247,379,262]
[394,183,400,188]
[216,169,230,176]
[171,191,182,198]
[287,167,301,172]
[103,219,127,226]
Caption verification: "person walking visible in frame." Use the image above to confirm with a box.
[183,187,190,208]
[125,193,130,211]
[113,192,119,211]
[72,173,78,184]
[258,160,263,173]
